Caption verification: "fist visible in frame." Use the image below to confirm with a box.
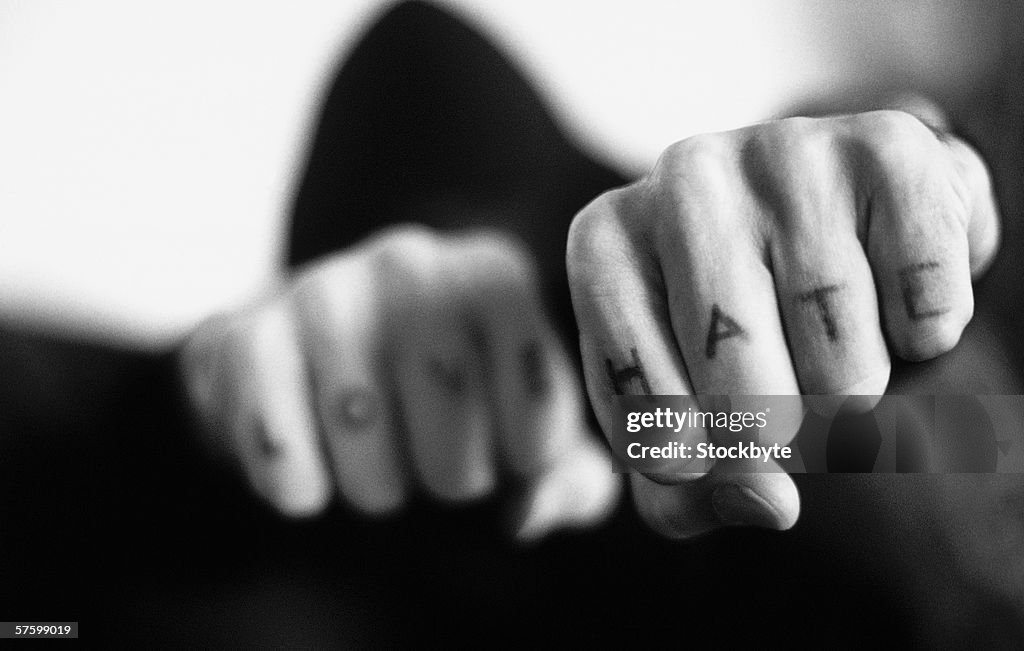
[180,226,619,541]
[567,109,999,538]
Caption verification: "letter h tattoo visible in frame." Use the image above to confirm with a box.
[606,347,653,395]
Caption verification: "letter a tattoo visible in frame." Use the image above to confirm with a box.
[706,304,746,359]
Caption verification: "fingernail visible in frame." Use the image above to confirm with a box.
[712,483,782,529]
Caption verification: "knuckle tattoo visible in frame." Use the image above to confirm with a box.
[705,304,747,359]
[898,261,949,321]
[606,347,652,395]
[797,284,845,342]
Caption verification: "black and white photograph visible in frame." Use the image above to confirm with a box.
[1,0,1023,646]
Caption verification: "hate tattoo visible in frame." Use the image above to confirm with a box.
[706,304,747,358]
[798,285,843,341]
[899,262,948,321]
[606,347,652,395]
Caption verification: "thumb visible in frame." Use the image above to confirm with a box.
[510,436,622,544]
[631,470,800,539]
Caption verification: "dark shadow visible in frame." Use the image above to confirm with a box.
[287,0,626,333]
[935,395,999,472]
[826,405,882,472]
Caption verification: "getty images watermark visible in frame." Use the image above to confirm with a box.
[611,395,1024,474]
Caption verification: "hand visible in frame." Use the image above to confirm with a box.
[180,225,619,541]
[567,109,1000,538]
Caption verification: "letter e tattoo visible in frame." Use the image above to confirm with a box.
[899,262,948,321]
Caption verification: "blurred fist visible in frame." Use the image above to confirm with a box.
[568,109,999,538]
[181,225,619,541]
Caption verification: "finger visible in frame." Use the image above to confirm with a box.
[567,187,694,438]
[504,341,622,538]
[437,231,621,537]
[859,111,980,360]
[222,303,333,517]
[654,133,802,398]
[631,469,800,539]
[447,231,585,473]
[946,137,1000,278]
[761,121,891,401]
[876,100,1000,277]
[569,188,704,492]
[645,135,804,532]
[291,251,407,515]
[384,228,497,502]
[512,436,622,544]
[179,312,241,459]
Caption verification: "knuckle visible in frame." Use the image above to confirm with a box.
[652,134,730,214]
[371,223,440,279]
[654,131,797,240]
[658,133,727,180]
[375,222,437,249]
[864,109,931,144]
[740,118,832,230]
[856,110,934,170]
[567,197,610,281]
[290,258,365,324]
[567,188,634,286]
[748,116,821,153]
[773,118,830,164]
[456,229,538,293]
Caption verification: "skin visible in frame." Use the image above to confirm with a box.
[567,108,1001,539]
[179,226,620,542]
[179,108,1006,558]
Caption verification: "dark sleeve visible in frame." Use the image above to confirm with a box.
[286,0,627,334]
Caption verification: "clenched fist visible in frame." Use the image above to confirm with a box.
[180,226,619,541]
[568,109,1000,538]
